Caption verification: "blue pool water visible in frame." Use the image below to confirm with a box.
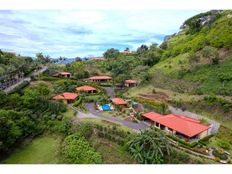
[102,104,111,111]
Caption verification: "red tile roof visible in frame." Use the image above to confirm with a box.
[53,92,79,100]
[59,72,71,75]
[111,98,127,105]
[76,85,97,91]
[142,112,209,138]
[142,112,163,121]
[89,76,112,80]
[125,80,137,84]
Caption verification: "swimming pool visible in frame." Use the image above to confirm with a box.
[102,104,112,111]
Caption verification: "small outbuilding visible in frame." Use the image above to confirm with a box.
[76,85,97,94]
[53,92,79,103]
[124,80,138,87]
[53,71,72,78]
[111,98,127,106]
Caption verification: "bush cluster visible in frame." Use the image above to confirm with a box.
[73,97,82,107]
[204,95,232,113]
[95,125,131,145]
[61,133,102,164]
[132,97,170,115]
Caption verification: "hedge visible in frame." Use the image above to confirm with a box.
[73,97,82,107]
[198,134,214,146]
[132,96,170,115]
[167,134,198,148]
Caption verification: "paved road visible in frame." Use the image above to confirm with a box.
[73,103,148,131]
[169,106,220,134]
[4,66,47,93]
[69,104,97,118]
[103,87,115,98]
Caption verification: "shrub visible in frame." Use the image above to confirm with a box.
[152,88,156,94]
[73,97,82,107]
[167,134,198,148]
[198,134,214,145]
[212,148,228,160]
[62,134,102,164]
[199,118,209,125]
[71,123,94,139]
[126,129,171,164]
[217,139,230,150]
[132,97,170,115]
[203,95,232,112]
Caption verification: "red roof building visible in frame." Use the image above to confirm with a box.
[142,112,210,140]
[59,72,71,75]
[111,98,127,105]
[76,85,97,93]
[88,76,112,81]
[53,71,71,78]
[125,80,138,87]
[53,92,79,103]
[142,112,163,120]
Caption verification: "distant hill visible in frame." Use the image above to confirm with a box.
[53,58,76,64]
[148,10,232,96]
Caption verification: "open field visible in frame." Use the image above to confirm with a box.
[3,134,62,164]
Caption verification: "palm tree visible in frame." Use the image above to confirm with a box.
[127,129,171,164]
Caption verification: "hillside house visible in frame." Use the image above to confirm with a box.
[142,112,210,141]
[111,98,128,110]
[124,80,138,87]
[88,76,112,83]
[53,92,79,103]
[76,85,97,94]
[53,72,71,78]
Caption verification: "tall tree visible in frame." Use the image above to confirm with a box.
[103,48,119,59]
[127,129,171,164]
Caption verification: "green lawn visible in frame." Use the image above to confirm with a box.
[89,134,136,164]
[63,106,76,119]
[3,134,62,164]
[79,117,132,132]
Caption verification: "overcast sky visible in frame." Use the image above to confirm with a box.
[0,10,206,58]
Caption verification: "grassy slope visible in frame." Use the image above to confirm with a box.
[3,134,62,164]
[89,134,136,164]
[149,53,190,76]
[149,11,232,95]
[184,55,232,94]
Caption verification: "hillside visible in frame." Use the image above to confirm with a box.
[149,10,232,96]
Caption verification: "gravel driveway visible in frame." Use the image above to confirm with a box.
[82,103,148,131]
[103,87,115,98]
